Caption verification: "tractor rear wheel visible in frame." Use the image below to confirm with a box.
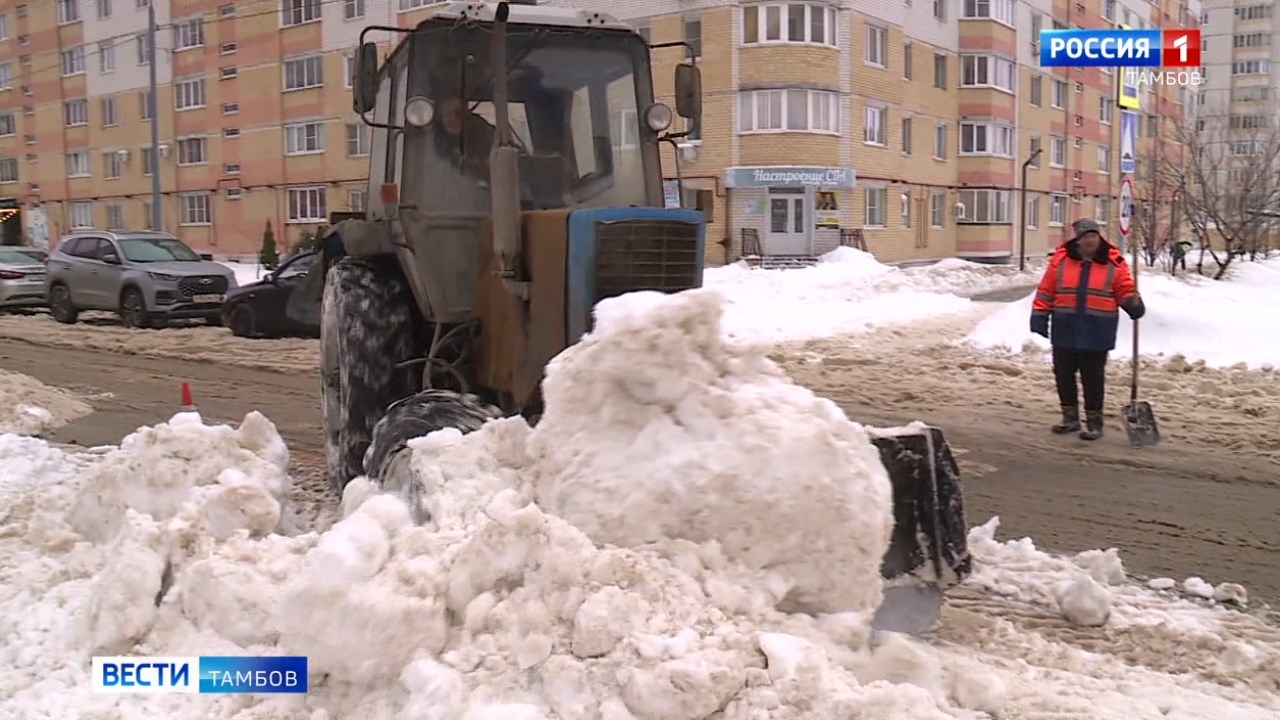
[320,256,421,493]
[364,389,503,523]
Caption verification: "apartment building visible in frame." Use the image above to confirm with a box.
[0,0,1195,261]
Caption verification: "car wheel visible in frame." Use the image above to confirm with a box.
[119,287,152,329]
[48,284,79,324]
[228,305,255,337]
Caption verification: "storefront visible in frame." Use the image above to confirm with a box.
[723,166,856,256]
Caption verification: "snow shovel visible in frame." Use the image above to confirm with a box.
[1122,245,1160,446]
[869,425,971,634]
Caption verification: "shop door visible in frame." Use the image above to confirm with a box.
[765,187,811,255]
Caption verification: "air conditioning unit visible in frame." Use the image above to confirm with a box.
[116,149,130,162]
[1074,115,1084,126]
[953,201,967,220]
[157,144,171,158]
[1073,170,1083,180]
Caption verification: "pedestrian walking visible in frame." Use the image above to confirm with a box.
[1030,219,1146,440]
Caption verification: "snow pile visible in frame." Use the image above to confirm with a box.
[964,256,1280,368]
[2,289,1280,718]
[0,367,91,435]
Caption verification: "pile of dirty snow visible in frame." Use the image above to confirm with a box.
[2,289,1279,719]
[964,257,1280,368]
[0,367,92,436]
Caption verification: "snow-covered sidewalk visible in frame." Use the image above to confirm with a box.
[1,289,1277,719]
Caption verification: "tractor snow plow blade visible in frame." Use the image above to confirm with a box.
[869,424,971,634]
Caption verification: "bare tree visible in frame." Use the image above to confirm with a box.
[1161,101,1280,280]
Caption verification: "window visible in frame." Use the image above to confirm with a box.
[0,114,12,136]
[864,188,887,226]
[177,137,207,165]
[179,193,211,225]
[173,19,203,50]
[141,201,155,229]
[1233,32,1270,48]
[139,90,153,120]
[1098,96,1112,124]
[1103,0,1115,20]
[962,0,1014,24]
[933,123,947,159]
[222,127,240,138]
[960,55,1014,91]
[1097,146,1110,173]
[283,55,323,90]
[103,150,122,178]
[0,12,6,38]
[903,43,913,79]
[223,102,239,115]
[348,189,367,212]
[1030,76,1042,106]
[224,163,241,174]
[106,202,124,229]
[1096,196,1110,223]
[683,16,702,58]
[901,117,912,153]
[66,150,90,177]
[933,0,946,20]
[99,41,115,72]
[288,186,327,222]
[1051,80,1067,108]
[399,0,435,9]
[1050,194,1068,225]
[101,97,116,126]
[933,54,947,89]
[136,34,151,65]
[220,42,237,54]
[285,122,324,154]
[1025,197,1039,228]
[901,191,911,227]
[141,147,154,175]
[957,189,1012,223]
[64,99,88,126]
[930,192,946,227]
[282,0,321,26]
[1028,136,1041,166]
[1050,135,1065,166]
[0,159,17,183]
[97,0,111,18]
[344,0,364,19]
[0,64,10,90]
[344,54,355,88]
[738,89,839,133]
[174,78,206,109]
[62,46,86,76]
[346,123,368,156]
[220,67,237,80]
[741,3,837,46]
[959,122,1013,156]
[1231,60,1269,75]
[864,106,886,145]
[69,202,93,229]
[57,0,81,24]
[865,25,887,65]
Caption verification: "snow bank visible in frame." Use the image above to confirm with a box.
[2,289,1278,718]
[703,248,1037,345]
[964,257,1280,368]
[0,367,91,436]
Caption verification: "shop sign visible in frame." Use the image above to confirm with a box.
[723,166,856,188]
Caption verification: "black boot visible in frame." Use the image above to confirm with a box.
[1051,406,1081,434]
[1079,411,1104,440]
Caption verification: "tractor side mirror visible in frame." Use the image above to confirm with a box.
[353,42,379,114]
[674,63,702,121]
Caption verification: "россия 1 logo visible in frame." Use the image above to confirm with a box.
[1038,28,1201,68]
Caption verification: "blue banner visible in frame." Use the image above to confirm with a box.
[1039,29,1162,67]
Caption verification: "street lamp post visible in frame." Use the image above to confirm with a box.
[1018,147,1043,272]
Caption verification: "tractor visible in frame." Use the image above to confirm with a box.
[291,0,970,633]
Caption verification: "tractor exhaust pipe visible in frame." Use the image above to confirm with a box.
[489,2,527,299]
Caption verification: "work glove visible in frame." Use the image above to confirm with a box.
[1030,312,1050,339]
[1120,292,1146,320]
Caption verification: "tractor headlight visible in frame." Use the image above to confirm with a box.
[644,102,673,132]
[404,96,434,127]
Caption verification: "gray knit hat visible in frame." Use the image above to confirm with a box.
[1072,218,1102,239]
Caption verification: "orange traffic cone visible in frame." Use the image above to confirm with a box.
[180,382,197,412]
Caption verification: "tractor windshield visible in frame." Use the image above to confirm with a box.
[404,23,656,212]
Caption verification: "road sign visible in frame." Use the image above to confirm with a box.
[1118,177,1134,236]
[1120,111,1138,174]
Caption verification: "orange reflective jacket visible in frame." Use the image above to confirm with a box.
[1032,239,1137,351]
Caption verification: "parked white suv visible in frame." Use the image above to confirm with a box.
[44,230,238,328]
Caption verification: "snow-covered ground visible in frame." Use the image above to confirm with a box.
[965,256,1280,368]
[2,287,1278,718]
[0,368,90,436]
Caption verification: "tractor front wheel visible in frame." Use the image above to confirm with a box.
[320,257,421,493]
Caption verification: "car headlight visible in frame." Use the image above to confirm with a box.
[148,272,180,282]
[404,96,434,127]
[644,103,673,132]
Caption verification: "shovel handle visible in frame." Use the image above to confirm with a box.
[1129,235,1140,402]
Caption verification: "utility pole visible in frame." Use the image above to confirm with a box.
[147,2,162,231]
[1018,147,1042,272]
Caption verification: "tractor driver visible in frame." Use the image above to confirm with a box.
[431,89,497,185]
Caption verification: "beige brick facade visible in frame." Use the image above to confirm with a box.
[0,0,1195,265]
